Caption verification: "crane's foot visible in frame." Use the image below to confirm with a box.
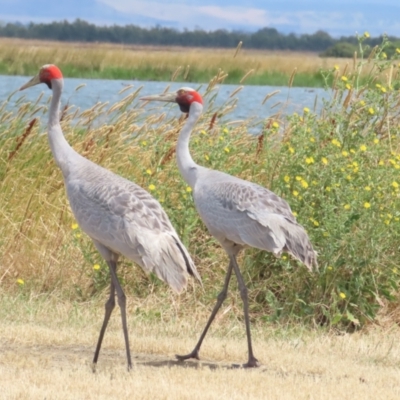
[243,356,259,368]
[176,348,200,362]
[91,362,97,373]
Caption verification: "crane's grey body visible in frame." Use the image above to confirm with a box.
[65,157,197,290]
[175,101,317,270]
[193,167,316,267]
[20,70,200,370]
[142,94,317,367]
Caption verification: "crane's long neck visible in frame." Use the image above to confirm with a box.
[176,102,203,188]
[47,78,75,176]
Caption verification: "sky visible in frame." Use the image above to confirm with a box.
[1,0,400,37]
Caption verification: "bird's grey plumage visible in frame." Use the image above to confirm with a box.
[19,65,200,371]
[66,157,200,292]
[193,168,317,270]
[140,89,317,368]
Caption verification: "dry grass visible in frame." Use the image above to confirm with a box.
[0,37,352,84]
[1,295,400,400]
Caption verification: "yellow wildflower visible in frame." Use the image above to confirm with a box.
[295,176,302,181]
[272,122,279,129]
[360,145,367,152]
[309,137,315,143]
[224,147,230,153]
[364,31,370,38]
[71,223,79,230]
[300,180,309,189]
[293,190,299,197]
[365,186,371,191]
[148,184,156,191]
[186,187,192,193]
[342,151,348,157]
[368,107,374,115]
[141,140,147,146]
[284,175,290,183]
[17,278,24,285]
[396,48,400,54]
[146,169,152,175]
[93,264,101,270]
[373,138,379,144]
[200,130,207,135]
[321,157,328,165]
[381,87,387,93]
[282,255,287,260]
[303,107,310,113]
[288,146,295,154]
[223,127,229,134]
[359,100,365,106]
[75,233,82,238]
[341,76,348,82]
[345,83,351,90]
[392,181,399,189]
[325,186,331,192]
[364,202,371,209]
[204,154,209,161]
[378,160,384,166]
[339,292,346,299]
[334,65,339,71]
[344,204,351,210]
[331,139,341,147]
[305,157,315,165]
[292,211,298,217]
[350,149,356,154]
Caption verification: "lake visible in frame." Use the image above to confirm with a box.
[0,75,329,124]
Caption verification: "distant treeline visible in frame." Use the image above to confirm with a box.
[1,19,399,56]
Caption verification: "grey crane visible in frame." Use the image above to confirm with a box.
[19,66,201,370]
[141,88,317,368]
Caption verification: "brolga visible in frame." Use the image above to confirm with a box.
[141,88,317,368]
[19,66,201,371]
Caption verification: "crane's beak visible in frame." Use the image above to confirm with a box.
[140,92,177,103]
[19,74,41,91]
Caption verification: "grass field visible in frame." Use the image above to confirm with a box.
[1,296,400,400]
[0,37,355,87]
[1,34,400,399]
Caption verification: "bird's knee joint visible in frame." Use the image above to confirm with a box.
[117,293,126,306]
[217,290,228,302]
[239,286,248,300]
[105,298,116,311]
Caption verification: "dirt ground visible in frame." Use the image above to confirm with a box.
[1,310,400,400]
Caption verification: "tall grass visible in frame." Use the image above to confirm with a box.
[1,35,400,330]
[0,37,354,87]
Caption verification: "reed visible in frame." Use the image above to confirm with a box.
[0,37,355,87]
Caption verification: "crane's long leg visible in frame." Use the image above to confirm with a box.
[176,259,234,362]
[231,255,259,368]
[92,274,116,370]
[107,260,132,370]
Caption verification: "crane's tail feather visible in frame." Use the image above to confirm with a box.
[281,223,318,272]
[139,233,201,293]
[242,213,317,271]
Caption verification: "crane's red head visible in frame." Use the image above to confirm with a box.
[20,64,63,91]
[140,87,203,113]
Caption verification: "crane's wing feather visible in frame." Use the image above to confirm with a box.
[195,172,317,270]
[67,163,201,292]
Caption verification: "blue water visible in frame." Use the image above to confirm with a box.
[0,75,329,124]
